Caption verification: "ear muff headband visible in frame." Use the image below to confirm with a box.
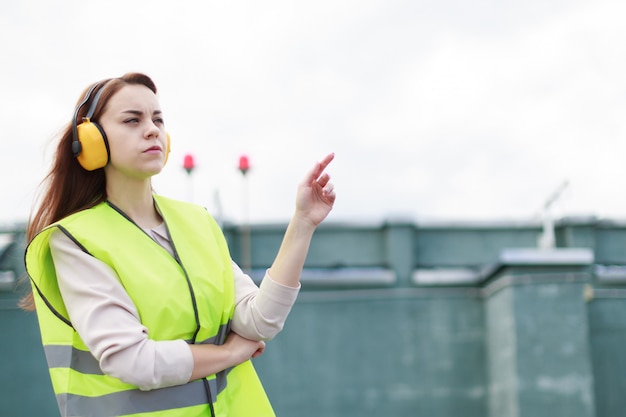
[71,82,99,156]
[72,82,111,171]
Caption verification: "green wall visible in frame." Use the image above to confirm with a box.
[588,295,626,417]
[2,217,626,416]
[255,289,486,416]
[0,296,58,416]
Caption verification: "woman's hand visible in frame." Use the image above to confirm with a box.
[188,332,265,381]
[266,152,337,288]
[294,153,336,226]
[223,331,266,362]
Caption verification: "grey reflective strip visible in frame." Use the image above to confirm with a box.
[47,323,235,416]
[58,379,209,417]
[58,373,233,416]
[44,345,103,375]
[55,370,234,416]
[198,321,231,346]
[44,321,231,376]
[214,365,230,399]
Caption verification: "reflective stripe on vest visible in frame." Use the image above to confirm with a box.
[43,328,229,375]
[51,360,263,417]
[25,195,275,417]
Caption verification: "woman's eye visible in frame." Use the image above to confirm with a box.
[124,118,139,124]
[154,118,165,125]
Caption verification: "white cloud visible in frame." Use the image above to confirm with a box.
[2,0,626,226]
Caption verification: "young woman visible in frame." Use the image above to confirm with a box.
[23,72,336,417]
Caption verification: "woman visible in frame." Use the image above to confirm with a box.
[22,72,336,417]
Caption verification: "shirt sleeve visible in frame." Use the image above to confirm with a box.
[49,229,194,391]
[230,261,301,341]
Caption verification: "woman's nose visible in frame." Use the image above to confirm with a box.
[145,121,160,138]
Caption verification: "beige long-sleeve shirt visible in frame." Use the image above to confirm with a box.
[49,223,300,391]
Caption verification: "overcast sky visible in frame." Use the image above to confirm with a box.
[1,0,626,227]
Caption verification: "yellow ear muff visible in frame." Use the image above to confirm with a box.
[163,133,171,166]
[76,120,110,171]
[72,82,110,171]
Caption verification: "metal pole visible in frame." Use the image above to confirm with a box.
[238,155,251,273]
[242,174,251,272]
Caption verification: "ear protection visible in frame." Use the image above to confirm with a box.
[72,81,171,171]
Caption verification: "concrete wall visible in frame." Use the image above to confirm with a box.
[0,227,59,416]
[255,289,486,417]
[2,217,626,416]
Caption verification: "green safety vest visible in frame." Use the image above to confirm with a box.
[25,195,275,417]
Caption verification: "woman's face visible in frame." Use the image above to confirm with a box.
[98,84,168,180]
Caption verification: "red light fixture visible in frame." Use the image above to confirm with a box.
[183,153,195,175]
[238,154,250,176]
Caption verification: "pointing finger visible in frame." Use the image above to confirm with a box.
[306,153,335,183]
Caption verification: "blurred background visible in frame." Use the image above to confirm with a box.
[2,0,626,227]
[2,1,626,416]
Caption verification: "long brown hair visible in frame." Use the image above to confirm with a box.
[20,73,158,310]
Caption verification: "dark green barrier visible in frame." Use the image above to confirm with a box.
[2,218,626,417]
